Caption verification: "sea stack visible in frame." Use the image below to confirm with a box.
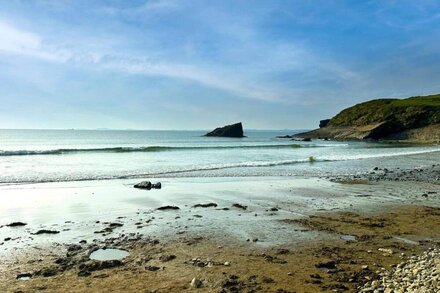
[204,122,245,138]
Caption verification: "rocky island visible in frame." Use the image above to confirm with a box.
[293,94,440,143]
[204,122,245,137]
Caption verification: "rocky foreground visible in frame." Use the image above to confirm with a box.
[2,202,440,292]
[361,247,440,293]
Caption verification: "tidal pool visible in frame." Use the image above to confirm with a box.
[89,248,129,261]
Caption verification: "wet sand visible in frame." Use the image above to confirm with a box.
[0,176,439,292]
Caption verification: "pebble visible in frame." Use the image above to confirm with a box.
[190,277,203,288]
[360,247,440,292]
[331,164,440,185]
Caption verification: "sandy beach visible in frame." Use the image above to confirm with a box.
[1,166,439,292]
[2,2,440,292]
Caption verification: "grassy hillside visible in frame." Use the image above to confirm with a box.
[329,94,440,130]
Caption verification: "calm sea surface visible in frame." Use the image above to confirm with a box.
[0,129,439,184]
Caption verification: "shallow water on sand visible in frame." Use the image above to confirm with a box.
[0,177,438,253]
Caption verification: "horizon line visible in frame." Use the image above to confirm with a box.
[0,128,309,132]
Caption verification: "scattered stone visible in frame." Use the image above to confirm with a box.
[192,203,218,208]
[6,222,27,227]
[16,273,32,280]
[145,266,161,271]
[77,270,91,277]
[315,260,337,269]
[261,276,275,283]
[232,203,248,210]
[134,181,152,189]
[36,267,58,277]
[67,244,82,252]
[276,248,290,255]
[360,247,440,292]
[32,229,60,235]
[78,260,123,272]
[157,206,180,211]
[190,277,203,288]
[331,164,440,184]
[262,254,287,264]
[93,273,109,278]
[378,248,393,255]
[159,254,176,262]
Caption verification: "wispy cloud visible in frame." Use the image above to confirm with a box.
[0,21,287,101]
[0,21,68,62]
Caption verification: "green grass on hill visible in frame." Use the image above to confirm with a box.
[329,94,440,129]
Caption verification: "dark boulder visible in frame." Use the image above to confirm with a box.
[157,205,180,211]
[232,203,248,210]
[134,181,152,189]
[192,203,218,208]
[16,273,32,279]
[32,229,60,235]
[6,222,27,227]
[134,181,162,190]
[319,119,330,128]
[204,122,245,138]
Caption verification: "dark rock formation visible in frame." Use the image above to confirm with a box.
[204,122,245,138]
[32,229,60,235]
[134,181,162,190]
[319,119,330,128]
[157,205,180,211]
[362,121,397,140]
[232,203,247,210]
[6,222,27,227]
[134,181,152,189]
[192,203,218,208]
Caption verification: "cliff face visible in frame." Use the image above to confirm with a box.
[294,94,440,143]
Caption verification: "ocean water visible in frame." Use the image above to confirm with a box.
[0,129,439,184]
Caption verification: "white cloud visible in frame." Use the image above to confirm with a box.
[99,57,281,101]
[0,18,358,104]
[0,21,283,102]
[0,21,69,62]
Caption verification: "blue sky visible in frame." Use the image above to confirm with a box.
[0,0,440,130]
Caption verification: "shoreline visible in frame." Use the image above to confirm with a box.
[1,167,439,292]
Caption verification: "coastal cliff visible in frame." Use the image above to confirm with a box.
[294,94,440,143]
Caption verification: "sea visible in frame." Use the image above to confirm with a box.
[0,129,439,185]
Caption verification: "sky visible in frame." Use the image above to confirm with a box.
[0,0,440,130]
